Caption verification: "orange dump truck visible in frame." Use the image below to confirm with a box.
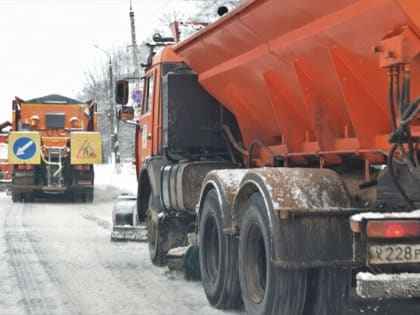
[114,0,420,314]
[9,94,102,202]
[0,120,12,182]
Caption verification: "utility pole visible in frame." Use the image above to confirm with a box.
[129,0,141,90]
[109,55,119,164]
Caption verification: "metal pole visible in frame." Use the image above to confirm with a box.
[109,57,113,103]
[109,57,121,164]
[108,56,119,164]
[129,0,140,90]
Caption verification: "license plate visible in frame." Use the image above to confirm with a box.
[369,244,420,264]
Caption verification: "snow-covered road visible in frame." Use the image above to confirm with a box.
[0,164,241,315]
[0,164,418,315]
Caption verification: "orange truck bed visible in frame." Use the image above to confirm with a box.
[174,0,420,164]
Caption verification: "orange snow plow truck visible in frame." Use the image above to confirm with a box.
[114,0,420,314]
[9,94,102,202]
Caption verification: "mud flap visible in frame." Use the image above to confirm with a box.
[166,243,200,281]
[183,245,201,280]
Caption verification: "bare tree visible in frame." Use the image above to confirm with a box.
[77,44,142,162]
[194,0,245,22]
[77,1,245,162]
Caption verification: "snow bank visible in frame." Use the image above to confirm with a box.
[351,210,420,222]
[356,272,420,298]
[95,163,137,195]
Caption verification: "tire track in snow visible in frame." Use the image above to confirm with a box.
[4,202,70,315]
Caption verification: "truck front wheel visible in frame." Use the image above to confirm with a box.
[147,204,167,266]
[84,188,94,203]
[199,189,242,309]
[239,193,307,315]
[12,191,22,202]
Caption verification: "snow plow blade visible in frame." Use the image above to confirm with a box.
[111,194,147,242]
[111,225,147,241]
[356,272,420,298]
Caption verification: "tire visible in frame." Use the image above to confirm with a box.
[72,191,83,203]
[147,197,167,266]
[84,189,94,203]
[199,190,242,309]
[136,176,149,222]
[24,192,34,203]
[304,267,350,315]
[239,193,307,315]
[12,191,21,202]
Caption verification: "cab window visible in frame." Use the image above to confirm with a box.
[142,74,155,114]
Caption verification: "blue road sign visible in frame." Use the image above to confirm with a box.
[131,89,143,103]
[13,137,37,160]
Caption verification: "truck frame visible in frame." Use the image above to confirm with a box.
[115,0,420,314]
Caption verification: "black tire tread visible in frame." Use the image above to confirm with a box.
[199,189,242,309]
[239,193,307,315]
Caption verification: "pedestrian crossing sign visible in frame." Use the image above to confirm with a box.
[70,132,102,164]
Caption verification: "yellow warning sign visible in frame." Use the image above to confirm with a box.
[8,132,41,165]
[71,132,102,164]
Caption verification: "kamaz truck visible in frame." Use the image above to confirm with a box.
[9,94,102,202]
[114,0,420,314]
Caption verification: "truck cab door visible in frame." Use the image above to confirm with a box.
[137,71,156,171]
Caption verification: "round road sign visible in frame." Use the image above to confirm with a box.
[131,89,143,103]
[13,137,37,160]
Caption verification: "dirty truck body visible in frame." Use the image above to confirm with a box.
[9,95,102,202]
[117,0,420,314]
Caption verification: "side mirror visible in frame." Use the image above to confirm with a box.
[115,80,129,105]
[116,106,135,121]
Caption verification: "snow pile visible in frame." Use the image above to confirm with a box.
[351,210,420,222]
[94,163,137,195]
[356,272,420,298]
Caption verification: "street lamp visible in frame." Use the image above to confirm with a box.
[93,44,120,164]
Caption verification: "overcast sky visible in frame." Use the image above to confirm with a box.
[0,0,199,121]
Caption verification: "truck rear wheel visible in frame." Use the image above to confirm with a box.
[239,193,307,315]
[24,192,34,202]
[304,267,350,315]
[199,189,242,309]
[84,188,94,203]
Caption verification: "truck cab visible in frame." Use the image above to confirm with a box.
[135,46,182,174]
[115,42,241,264]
